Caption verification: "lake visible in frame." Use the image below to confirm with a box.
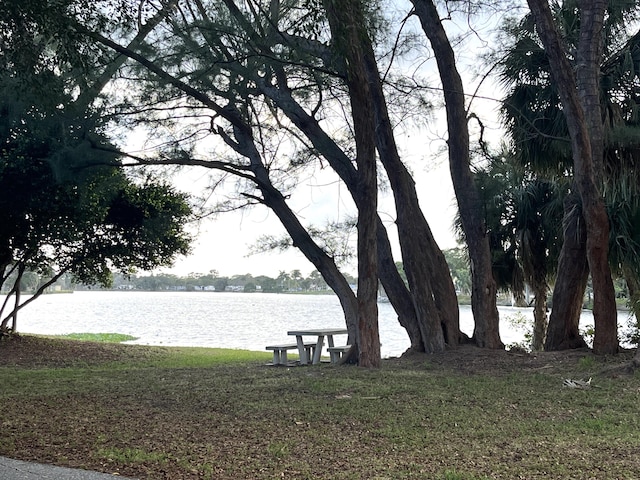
[7,291,610,357]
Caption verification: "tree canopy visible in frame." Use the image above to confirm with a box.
[0,0,193,332]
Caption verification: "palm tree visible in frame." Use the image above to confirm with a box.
[473,149,563,350]
[497,2,640,351]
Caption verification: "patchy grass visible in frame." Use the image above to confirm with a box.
[57,333,138,343]
[1,335,639,479]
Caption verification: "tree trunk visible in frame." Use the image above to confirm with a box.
[0,265,24,332]
[623,264,640,328]
[545,193,589,350]
[531,290,548,351]
[360,27,461,351]
[259,187,360,345]
[526,231,551,350]
[258,77,452,353]
[324,0,380,367]
[227,113,361,346]
[411,0,502,349]
[575,0,618,355]
[527,0,618,354]
[11,283,20,332]
[623,265,640,371]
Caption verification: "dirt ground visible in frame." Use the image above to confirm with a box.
[0,334,169,368]
[1,333,636,376]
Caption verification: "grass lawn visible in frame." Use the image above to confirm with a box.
[1,334,639,479]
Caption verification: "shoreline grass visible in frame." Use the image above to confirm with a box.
[1,335,639,479]
[55,333,139,343]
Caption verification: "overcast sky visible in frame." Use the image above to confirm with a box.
[154,137,462,279]
[143,1,508,279]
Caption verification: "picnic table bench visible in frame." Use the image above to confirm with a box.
[265,342,316,366]
[287,328,348,365]
[327,345,352,363]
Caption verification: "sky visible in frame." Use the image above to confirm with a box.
[142,1,508,280]
[154,136,464,279]
[154,106,505,280]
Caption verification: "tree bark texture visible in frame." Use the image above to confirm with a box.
[411,0,503,349]
[531,291,548,351]
[527,0,618,354]
[545,193,589,350]
[623,265,640,326]
[324,0,380,367]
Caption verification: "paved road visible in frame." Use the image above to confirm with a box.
[0,457,138,479]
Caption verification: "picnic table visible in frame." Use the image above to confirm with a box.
[287,328,348,365]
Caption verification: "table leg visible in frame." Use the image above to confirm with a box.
[312,335,325,364]
[327,335,335,348]
[295,335,309,364]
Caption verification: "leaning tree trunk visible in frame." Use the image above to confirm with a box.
[360,26,461,350]
[324,0,380,367]
[411,0,503,349]
[225,112,360,346]
[528,0,618,354]
[0,264,25,333]
[545,193,589,350]
[10,281,20,332]
[376,225,424,352]
[258,77,452,352]
[258,186,360,346]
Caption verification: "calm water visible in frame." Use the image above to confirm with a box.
[7,291,607,357]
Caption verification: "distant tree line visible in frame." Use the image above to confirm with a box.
[1,268,337,294]
[3,250,477,295]
[75,269,358,293]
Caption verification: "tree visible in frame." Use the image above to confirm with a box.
[214,277,229,293]
[474,152,563,350]
[500,1,640,353]
[0,0,193,333]
[0,123,192,331]
[410,0,503,348]
[525,0,618,354]
[309,270,328,290]
[71,0,464,358]
[225,0,460,353]
[497,10,589,350]
[357,1,462,352]
[324,0,381,367]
